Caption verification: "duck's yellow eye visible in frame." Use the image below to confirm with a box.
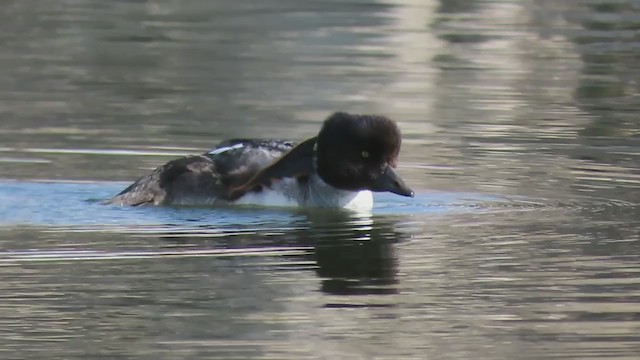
[361,150,369,158]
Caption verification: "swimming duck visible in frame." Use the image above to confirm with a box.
[106,112,414,210]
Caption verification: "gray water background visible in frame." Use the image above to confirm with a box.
[1,0,640,359]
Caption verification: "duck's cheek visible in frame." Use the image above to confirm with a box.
[366,169,384,183]
[338,166,363,181]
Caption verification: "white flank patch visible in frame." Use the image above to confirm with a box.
[233,190,298,208]
[233,178,299,208]
[208,143,244,155]
[230,175,375,210]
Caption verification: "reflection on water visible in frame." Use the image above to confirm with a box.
[1,0,640,359]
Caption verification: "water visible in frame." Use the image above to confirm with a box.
[1,0,640,358]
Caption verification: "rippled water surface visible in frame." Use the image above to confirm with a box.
[1,0,640,359]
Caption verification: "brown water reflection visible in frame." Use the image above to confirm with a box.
[1,0,640,359]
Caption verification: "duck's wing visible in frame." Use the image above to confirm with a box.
[226,137,317,200]
[106,139,296,206]
[206,139,296,189]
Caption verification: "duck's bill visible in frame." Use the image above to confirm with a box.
[371,166,414,197]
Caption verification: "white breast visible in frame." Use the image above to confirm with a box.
[338,190,374,211]
[306,175,373,210]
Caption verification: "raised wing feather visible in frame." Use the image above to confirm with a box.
[206,139,296,189]
[227,137,316,200]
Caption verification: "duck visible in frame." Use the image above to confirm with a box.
[106,112,414,210]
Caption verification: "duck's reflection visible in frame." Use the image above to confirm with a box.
[302,211,401,296]
[158,209,406,297]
